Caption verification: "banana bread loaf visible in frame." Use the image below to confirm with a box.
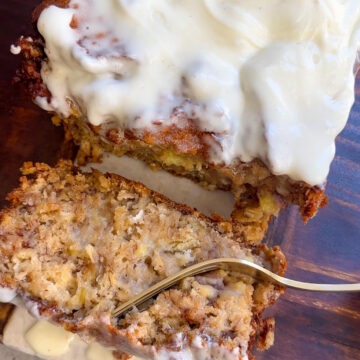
[21,0,360,244]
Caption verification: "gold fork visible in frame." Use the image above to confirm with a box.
[112,258,360,318]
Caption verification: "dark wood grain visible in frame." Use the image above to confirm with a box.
[0,2,359,360]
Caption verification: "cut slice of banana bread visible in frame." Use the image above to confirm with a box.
[0,160,286,359]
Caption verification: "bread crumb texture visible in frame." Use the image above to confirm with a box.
[0,160,286,359]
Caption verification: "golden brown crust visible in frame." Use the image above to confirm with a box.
[125,117,216,158]
[13,36,50,101]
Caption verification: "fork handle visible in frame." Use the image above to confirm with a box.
[241,260,360,292]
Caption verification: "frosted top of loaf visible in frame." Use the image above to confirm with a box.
[36,0,360,185]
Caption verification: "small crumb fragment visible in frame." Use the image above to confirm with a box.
[10,44,21,55]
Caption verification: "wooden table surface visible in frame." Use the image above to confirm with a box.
[0,2,359,360]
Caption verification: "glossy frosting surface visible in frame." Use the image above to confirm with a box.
[36,0,360,185]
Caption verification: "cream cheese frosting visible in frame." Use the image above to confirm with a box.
[35,0,360,185]
[4,306,247,360]
[3,306,118,360]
